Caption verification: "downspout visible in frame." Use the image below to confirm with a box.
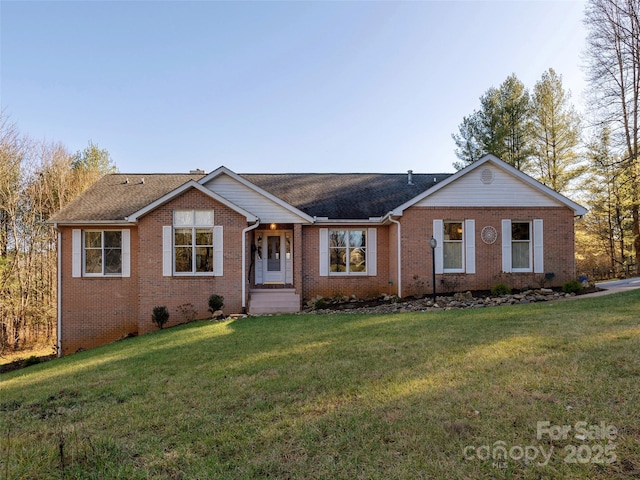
[242,219,260,313]
[388,215,402,297]
[53,223,62,357]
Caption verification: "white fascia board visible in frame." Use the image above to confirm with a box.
[126,180,259,222]
[392,154,588,216]
[47,220,134,226]
[199,166,315,223]
[313,218,385,225]
[382,211,402,223]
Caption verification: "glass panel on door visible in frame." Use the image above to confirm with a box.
[267,235,281,272]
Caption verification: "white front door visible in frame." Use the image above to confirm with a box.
[265,234,284,283]
[255,231,292,284]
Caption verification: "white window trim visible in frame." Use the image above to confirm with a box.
[433,219,475,274]
[443,221,465,273]
[163,210,221,277]
[173,225,214,276]
[502,219,543,273]
[319,228,377,277]
[72,229,130,278]
[511,221,533,273]
[328,228,368,276]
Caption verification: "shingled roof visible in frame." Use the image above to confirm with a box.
[241,173,451,219]
[50,171,452,223]
[49,174,204,222]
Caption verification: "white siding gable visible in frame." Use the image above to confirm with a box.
[203,174,308,223]
[415,165,564,208]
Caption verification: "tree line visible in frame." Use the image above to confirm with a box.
[0,114,116,354]
[452,0,640,277]
[2,0,638,354]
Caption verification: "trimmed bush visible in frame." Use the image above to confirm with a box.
[151,306,170,329]
[562,280,584,294]
[491,283,511,296]
[208,294,224,313]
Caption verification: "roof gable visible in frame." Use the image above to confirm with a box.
[392,155,587,216]
[126,180,258,222]
[200,167,314,223]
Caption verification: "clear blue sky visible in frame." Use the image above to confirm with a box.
[1,1,587,174]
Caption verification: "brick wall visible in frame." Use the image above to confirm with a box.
[59,187,249,354]
[58,226,139,355]
[59,195,578,354]
[299,206,576,302]
[399,206,577,294]
[300,225,392,301]
[136,188,247,335]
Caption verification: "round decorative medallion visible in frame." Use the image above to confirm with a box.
[481,226,498,244]
[481,168,494,184]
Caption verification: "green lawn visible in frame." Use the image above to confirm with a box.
[1,291,639,479]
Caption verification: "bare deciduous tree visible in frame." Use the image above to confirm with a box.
[0,113,116,354]
[585,0,640,273]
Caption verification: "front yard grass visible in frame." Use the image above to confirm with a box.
[1,291,639,479]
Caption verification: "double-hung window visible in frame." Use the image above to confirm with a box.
[329,229,366,274]
[443,222,464,272]
[173,210,214,274]
[84,231,122,275]
[432,219,475,274]
[511,222,531,271]
[72,229,130,278]
[501,219,543,273]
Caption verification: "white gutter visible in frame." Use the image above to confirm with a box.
[49,220,133,226]
[242,219,261,312]
[312,218,385,225]
[387,215,402,297]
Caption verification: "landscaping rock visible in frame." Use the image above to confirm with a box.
[300,288,594,316]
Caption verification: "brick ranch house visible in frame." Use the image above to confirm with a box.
[49,155,587,355]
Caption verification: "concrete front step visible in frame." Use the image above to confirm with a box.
[249,288,301,314]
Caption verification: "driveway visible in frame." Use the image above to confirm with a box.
[591,277,640,297]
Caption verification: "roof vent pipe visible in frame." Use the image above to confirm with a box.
[407,170,414,185]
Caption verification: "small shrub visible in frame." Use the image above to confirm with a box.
[23,355,41,367]
[314,297,328,309]
[562,280,584,294]
[491,283,511,296]
[151,306,170,329]
[208,294,224,313]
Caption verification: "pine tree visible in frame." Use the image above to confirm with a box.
[530,68,582,194]
[452,74,531,170]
